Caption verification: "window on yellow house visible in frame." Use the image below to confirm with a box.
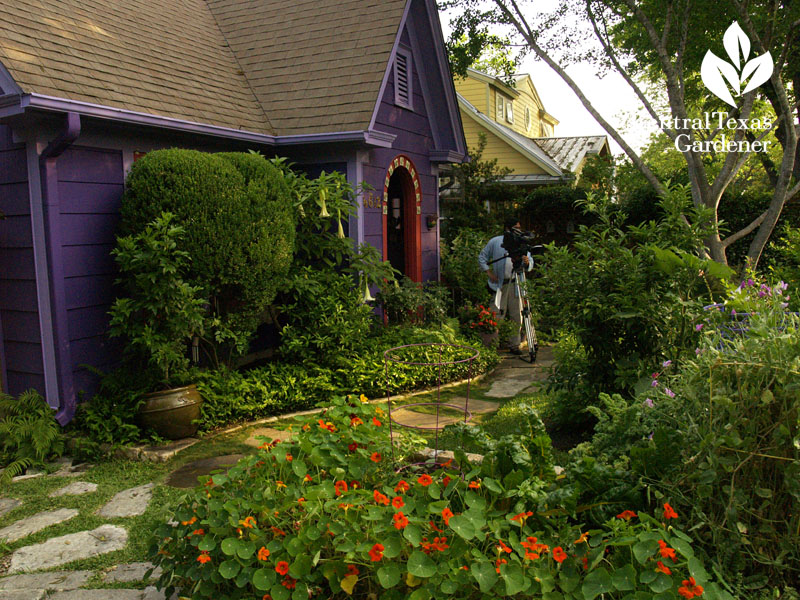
[496,93,504,121]
[506,101,513,123]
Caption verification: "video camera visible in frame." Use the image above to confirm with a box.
[501,227,540,269]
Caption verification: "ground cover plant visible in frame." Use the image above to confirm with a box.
[149,395,731,600]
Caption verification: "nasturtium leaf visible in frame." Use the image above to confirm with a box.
[688,557,709,582]
[286,537,305,556]
[633,539,658,564]
[440,580,459,595]
[291,460,307,478]
[378,564,401,588]
[501,563,526,595]
[671,538,694,559]
[409,589,431,600]
[252,567,275,590]
[427,483,441,499]
[382,535,402,559]
[465,491,485,510]
[290,554,312,578]
[649,573,673,593]
[483,478,503,494]
[582,567,613,600]
[218,559,240,579]
[270,583,290,600]
[292,582,309,600]
[639,569,657,584]
[340,574,358,595]
[542,591,564,600]
[612,564,637,591]
[220,537,239,556]
[211,474,228,486]
[407,550,437,578]
[403,523,422,546]
[198,537,216,552]
[449,515,476,540]
[471,561,498,593]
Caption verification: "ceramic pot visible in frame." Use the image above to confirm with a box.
[137,384,202,440]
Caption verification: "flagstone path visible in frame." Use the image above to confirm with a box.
[0,344,555,599]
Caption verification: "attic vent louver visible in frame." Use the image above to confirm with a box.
[395,48,413,109]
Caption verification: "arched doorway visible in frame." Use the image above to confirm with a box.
[382,155,422,282]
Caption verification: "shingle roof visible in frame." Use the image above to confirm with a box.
[533,136,608,173]
[207,0,407,136]
[0,0,273,133]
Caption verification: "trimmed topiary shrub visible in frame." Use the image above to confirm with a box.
[119,149,295,363]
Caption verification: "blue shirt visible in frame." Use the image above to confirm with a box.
[478,234,533,293]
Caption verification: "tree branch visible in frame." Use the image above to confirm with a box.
[491,0,667,196]
[721,211,767,249]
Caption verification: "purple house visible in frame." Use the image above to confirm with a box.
[0,0,466,423]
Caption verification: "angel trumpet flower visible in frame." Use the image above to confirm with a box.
[318,186,331,218]
[337,210,345,238]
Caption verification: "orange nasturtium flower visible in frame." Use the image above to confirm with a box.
[496,540,513,554]
[663,503,679,519]
[574,532,590,544]
[552,547,567,563]
[370,452,382,463]
[369,543,384,562]
[511,511,533,524]
[346,564,360,577]
[239,516,257,529]
[655,561,672,575]
[417,474,433,487]
[393,512,409,530]
[191,528,204,536]
[616,510,637,520]
[678,577,704,599]
[197,551,211,564]
[392,496,405,509]
[181,516,197,526]
[494,558,507,573]
[303,474,312,482]
[351,417,364,427]
[257,547,270,561]
[285,453,293,462]
[658,540,677,561]
[373,490,390,506]
[276,481,287,489]
[318,419,336,432]
[395,480,410,493]
[334,480,348,497]
[442,507,454,525]
[468,480,481,489]
[359,394,369,403]
[282,576,296,590]
[372,417,382,427]
[276,561,290,575]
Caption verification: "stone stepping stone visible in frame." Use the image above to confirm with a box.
[9,524,128,573]
[165,454,245,489]
[96,483,154,518]
[389,408,464,429]
[244,427,293,447]
[103,561,162,583]
[0,570,92,592]
[48,590,150,599]
[0,508,79,543]
[485,374,540,398]
[49,481,98,497]
[4,590,45,600]
[0,497,22,518]
[435,397,499,415]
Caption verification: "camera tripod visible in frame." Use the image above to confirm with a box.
[488,254,538,364]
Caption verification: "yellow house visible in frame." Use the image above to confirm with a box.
[454,68,609,184]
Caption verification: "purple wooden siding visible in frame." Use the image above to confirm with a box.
[0,124,45,394]
[56,146,124,398]
[367,30,439,282]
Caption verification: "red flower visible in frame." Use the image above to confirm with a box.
[432,536,449,551]
[655,561,672,575]
[574,532,589,544]
[350,480,360,489]
[442,507,454,526]
[370,452,382,463]
[373,490,390,505]
[663,503,679,519]
[346,564,359,577]
[442,475,452,488]
[281,576,296,590]
[417,474,433,486]
[191,528,204,536]
[197,551,211,564]
[658,540,677,562]
[240,516,256,529]
[318,419,336,432]
[348,442,358,453]
[468,480,481,489]
[494,558,507,573]
[429,520,443,533]
[369,543,384,562]
[392,496,405,509]
[497,540,513,554]
[276,561,290,575]
[678,577,704,598]
[350,417,363,427]
[395,480,410,493]
[258,547,270,561]
[582,556,589,570]
[271,526,287,537]
[553,547,567,563]
[393,512,409,529]
[616,510,637,520]
[285,453,293,462]
[303,474,312,482]
[334,480,348,497]
[511,511,533,523]
[372,417,382,427]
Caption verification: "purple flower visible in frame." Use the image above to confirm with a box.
[695,324,704,332]
[644,397,654,408]
[695,347,703,355]
[651,379,659,388]
[662,360,672,368]
[648,432,654,441]
[664,388,676,398]
[731,309,736,316]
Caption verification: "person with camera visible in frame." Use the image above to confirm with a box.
[478,217,534,355]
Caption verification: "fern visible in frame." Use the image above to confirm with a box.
[0,389,64,483]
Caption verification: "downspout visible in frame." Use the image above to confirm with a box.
[39,112,80,425]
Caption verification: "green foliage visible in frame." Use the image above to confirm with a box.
[109,212,206,386]
[584,287,800,588]
[120,149,295,364]
[377,277,449,326]
[767,226,800,309]
[279,268,376,369]
[0,390,64,482]
[440,228,493,309]
[150,397,728,599]
[534,187,732,426]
